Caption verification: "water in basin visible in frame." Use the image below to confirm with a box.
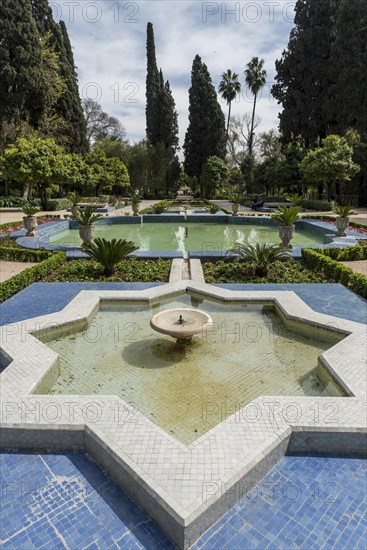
[49,222,326,251]
[37,295,344,444]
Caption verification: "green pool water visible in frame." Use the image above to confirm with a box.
[49,222,327,252]
[37,294,343,445]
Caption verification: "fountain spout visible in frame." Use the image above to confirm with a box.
[179,314,184,325]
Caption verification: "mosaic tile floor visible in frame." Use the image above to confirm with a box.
[1,451,366,549]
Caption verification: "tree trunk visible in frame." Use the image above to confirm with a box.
[226,101,232,136]
[22,183,30,200]
[249,93,257,155]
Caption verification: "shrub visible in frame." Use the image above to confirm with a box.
[0,252,66,303]
[45,198,69,211]
[299,199,332,211]
[227,243,290,276]
[0,246,52,262]
[302,248,367,299]
[0,196,39,207]
[81,238,139,276]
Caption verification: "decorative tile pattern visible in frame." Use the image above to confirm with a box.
[1,282,366,549]
[1,451,365,550]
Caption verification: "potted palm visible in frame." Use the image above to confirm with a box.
[333,204,355,237]
[71,206,103,243]
[272,205,301,248]
[231,195,242,216]
[66,192,83,216]
[21,204,40,236]
[131,194,141,215]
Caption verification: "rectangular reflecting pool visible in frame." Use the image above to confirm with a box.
[36,295,344,444]
[49,222,327,251]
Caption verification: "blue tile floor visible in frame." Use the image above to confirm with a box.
[1,451,366,549]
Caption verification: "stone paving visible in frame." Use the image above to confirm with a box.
[0,261,37,282]
[1,282,366,548]
[1,450,365,549]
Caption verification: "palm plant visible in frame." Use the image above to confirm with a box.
[227,242,289,277]
[81,238,139,276]
[21,204,40,217]
[66,191,83,207]
[148,202,168,214]
[207,203,220,214]
[286,193,303,206]
[70,206,103,225]
[332,204,355,218]
[272,206,301,225]
[219,70,241,136]
[244,57,267,155]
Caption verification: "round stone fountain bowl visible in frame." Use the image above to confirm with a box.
[150,308,213,343]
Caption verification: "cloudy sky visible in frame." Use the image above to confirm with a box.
[51,1,295,148]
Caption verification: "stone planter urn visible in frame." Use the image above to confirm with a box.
[132,203,140,216]
[335,217,349,237]
[79,224,94,243]
[23,216,38,237]
[279,224,295,248]
[232,204,239,216]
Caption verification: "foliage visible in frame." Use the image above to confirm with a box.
[85,150,130,196]
[231,194,243,205]
[332,204,355,218]
[302,248,367,299]
[219,70,241,135]
[244,57,267,156]
[0,0,49,129]
[70,206,103,225]
[203,258,325,284]
[207,203,220,214]
[83,98,126,144]
[0,252,66,303]
[272,206,301,225]
[45,198,69,211]
[300,135,360,196]
[81,237,139,276]
[21,204,40,217]
[147,202,169,214]
[226,242,290,276]
[286,193,303,206]
[66,191,83,207]
[201,156,229,197]
[0,196,38,208]
[184,55,226,194]
[299,199,332,211]
[317,245,367,262]
[0,244,52,262]
[1,136,66,206]
[47,258,171,283]
[130,194,141,205]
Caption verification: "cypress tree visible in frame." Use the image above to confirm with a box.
[184,55,226,195]
[330,0,367,135]
[272,0,334,146]
[0,0,49,129]
[145,23,179,193]
[146,22,160,144]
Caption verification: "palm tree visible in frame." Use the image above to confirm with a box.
[219,70,241,136]
[244,57,267,155]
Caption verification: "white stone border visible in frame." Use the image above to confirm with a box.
[1,282,366,549]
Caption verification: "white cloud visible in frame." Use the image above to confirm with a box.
[53,1,295,150]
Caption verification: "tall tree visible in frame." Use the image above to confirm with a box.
[145,23,179,193]
[219,70,241,136]
[272,0,334,146]
[184,55,226,195]
[0,0,49,132]
[244,57,267,156]
[145,22,160,144]
[83,99,126,144]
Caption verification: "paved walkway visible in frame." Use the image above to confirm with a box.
[341,260,367,276]
[0,261,37,282]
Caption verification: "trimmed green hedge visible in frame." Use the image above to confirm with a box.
[299,199,332,211]
[302,248,367,299]
[0,246,52,262]
[45,198,69,211]
[0,252,66,303]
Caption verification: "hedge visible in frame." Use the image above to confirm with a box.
[0,246,52,262]
[0,252,66,303]
[302,248,367,299]
[45,198,69,211]
[299,199,332,211]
